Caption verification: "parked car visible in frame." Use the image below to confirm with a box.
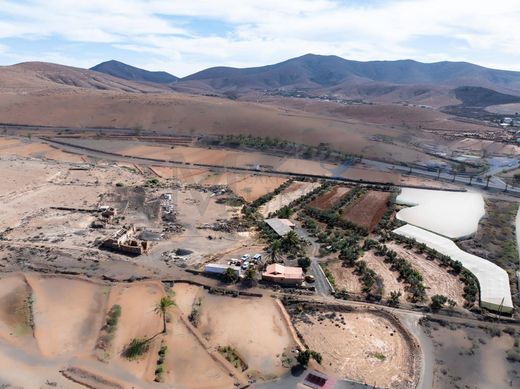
[305,275,315,283]
[241,254,250,261]
[253,254,262,262]
[242,262,250,270]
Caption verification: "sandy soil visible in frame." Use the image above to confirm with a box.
[163,306,236,389]
[0,183,105,230]
[26,275,107,357]
[294,310,415,388]
[260,181,321,217]
[387,243,465,307]
[0,273,34,347]
[341,190,390,231]
[106,281,165,381]
[308,186,350,210]
[0,159,60,197]
[165,284,238,389]
[0,86,437,163]
[150,165,209,182]
[0,137,85,162]
[451,138,520,156]
[175,286,296,380]
[326,260,363,294]
[228,175,287,202]
[361,251,407,298]
[422,320,520,389]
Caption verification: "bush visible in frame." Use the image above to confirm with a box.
[123,338,150,360]
[430,295,448,312]
[296,349,322,367]
[297,256,311,270]
[506,348,520,362]
[145,178,160,187]
[105,304,122,334]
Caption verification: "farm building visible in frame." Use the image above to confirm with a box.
[102,225,150,255]
[265,218,295,236]
[204,263,242,277]
[262,263,303,285]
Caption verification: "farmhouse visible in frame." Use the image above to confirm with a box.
[265,218,295,236]
[262,263,303,285]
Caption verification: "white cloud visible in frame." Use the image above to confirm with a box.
[1,0,520,75]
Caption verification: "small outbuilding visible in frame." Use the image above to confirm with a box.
[265,218,295,236]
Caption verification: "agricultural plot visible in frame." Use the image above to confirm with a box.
[386,243,465,307]
[259,181,321,217]
[308,185,351,210]
[173,284,297,381]
[361,251,407,298]
[341,190,390,231]
[325,260,363,294]
[292,308,418,388]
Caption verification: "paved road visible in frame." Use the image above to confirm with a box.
[362,158,520,196]
[294,224,332,296]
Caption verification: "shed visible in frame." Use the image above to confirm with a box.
[265,218,295,236]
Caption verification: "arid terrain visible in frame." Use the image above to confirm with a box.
[1,54,520,389]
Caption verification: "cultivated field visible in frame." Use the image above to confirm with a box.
[308,185,350,210]
[325,260,363,294]
[361,251,407,298]
[341,190,390,231]
[259,181,321,217]
[387,243,466,307]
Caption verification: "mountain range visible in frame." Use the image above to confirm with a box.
[89,54,520,106]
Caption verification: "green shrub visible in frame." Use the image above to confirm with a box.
[123,338,150,360]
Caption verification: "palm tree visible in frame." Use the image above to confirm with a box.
[282,230,300,252]
[154,295,176,334]
[268,240,282,263]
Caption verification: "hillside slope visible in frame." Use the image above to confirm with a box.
[91,60,178,84]
[0,62,166,93]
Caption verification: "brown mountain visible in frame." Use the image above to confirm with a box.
[0,62,167,93]
[172,54,520,104]
[90,60,178,84]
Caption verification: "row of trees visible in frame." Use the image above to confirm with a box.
[209,134,356,163]
[388,233,478,306]
[365,240,427,303]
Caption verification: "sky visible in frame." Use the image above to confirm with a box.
[1,0,520,77]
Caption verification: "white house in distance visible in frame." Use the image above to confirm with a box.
[265,218,295,236]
